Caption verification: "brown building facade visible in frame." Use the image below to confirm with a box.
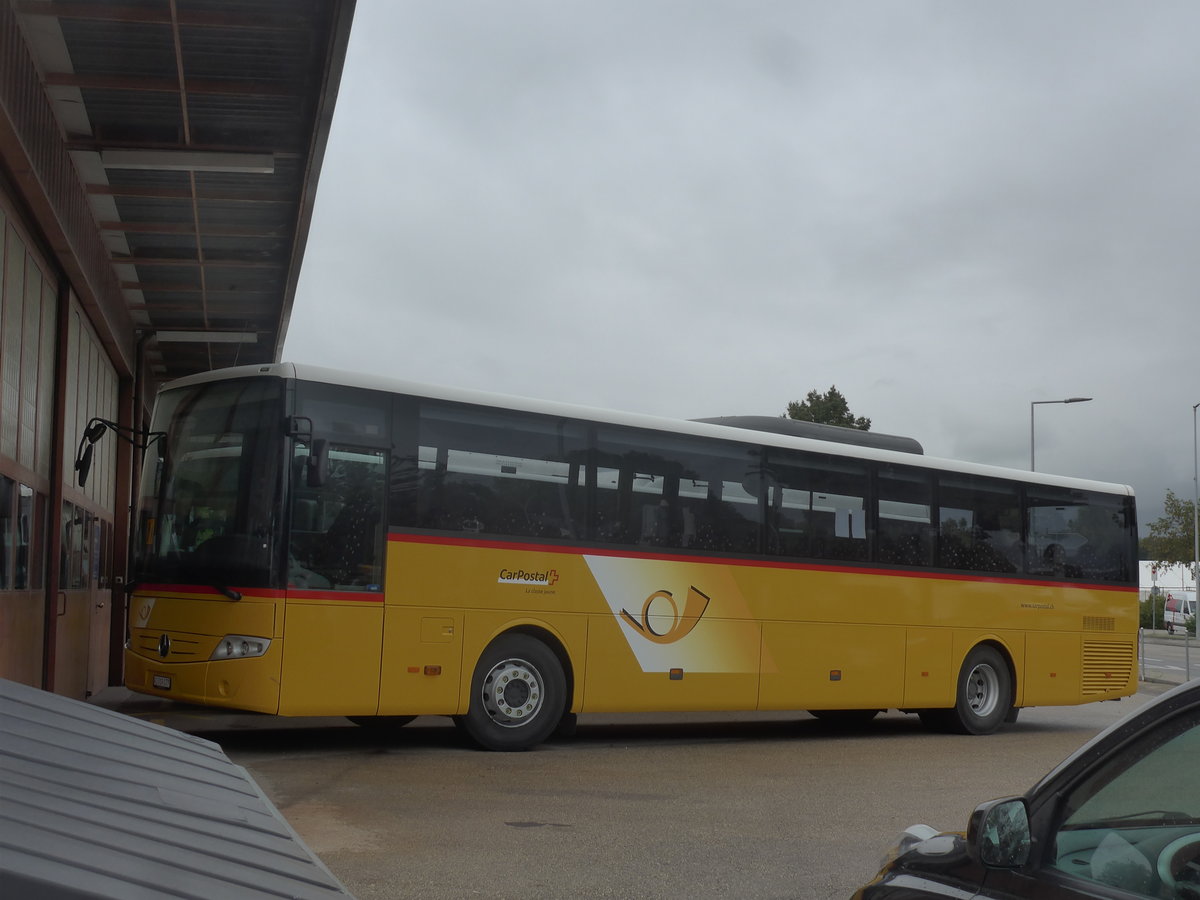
[0,0,355,697]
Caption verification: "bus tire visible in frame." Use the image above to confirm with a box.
[460,633,566,751]
[945,644,1012,735]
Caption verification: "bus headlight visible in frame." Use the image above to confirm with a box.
[210,635,271,660]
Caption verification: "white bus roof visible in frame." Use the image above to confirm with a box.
[161,362,1134,498]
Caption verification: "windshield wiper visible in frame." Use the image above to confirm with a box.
[214,584,242,601]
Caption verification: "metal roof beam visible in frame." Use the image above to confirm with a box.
[88,184,292,203]
[43,72,301,98]
[112,256,282,269]
[67,137,297,157]
[100,221,283,237]
[15,2,310,31]
[122,284,275,294]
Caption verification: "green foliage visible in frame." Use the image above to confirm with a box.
[785,385,871,431]
[1143,489,1198,576]
[1141,589,1166,629]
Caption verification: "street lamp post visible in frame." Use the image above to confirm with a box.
[1030,397,1093,471]
[1193,403,1198,643]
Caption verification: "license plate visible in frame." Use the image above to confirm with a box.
[152,674,172,690]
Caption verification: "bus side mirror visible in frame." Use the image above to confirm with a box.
[307,439,329,487]
[73,419,109,487]
[288,416,313,440]
[75,443,94,487]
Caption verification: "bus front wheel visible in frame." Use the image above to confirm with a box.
[928,644,1012,735]
[458,634,566,751]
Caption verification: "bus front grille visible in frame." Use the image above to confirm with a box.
[134,632,203,662]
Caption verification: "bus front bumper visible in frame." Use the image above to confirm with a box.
[124,644,282,714]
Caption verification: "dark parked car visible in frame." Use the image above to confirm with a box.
[854,680,1200,899]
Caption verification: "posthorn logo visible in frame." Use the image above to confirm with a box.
[621,585,711,645]
[497,568,560,586]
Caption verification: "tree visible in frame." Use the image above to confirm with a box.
[785,385,871,431]
[1140,587,1166,630]
[1143,489,1197,577]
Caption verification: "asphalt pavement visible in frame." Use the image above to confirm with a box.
[84,641,1195,900]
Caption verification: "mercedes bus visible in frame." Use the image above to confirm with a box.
[120,363,1138,750]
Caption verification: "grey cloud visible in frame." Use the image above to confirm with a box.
[292,0,1200,534]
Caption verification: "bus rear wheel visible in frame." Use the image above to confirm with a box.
[927,645,1012,735]
[459,634,566,751]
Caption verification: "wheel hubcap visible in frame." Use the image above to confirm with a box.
[966,663,1000,718]
[481,658,543,728]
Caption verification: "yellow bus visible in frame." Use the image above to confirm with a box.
[121,363,1138,750]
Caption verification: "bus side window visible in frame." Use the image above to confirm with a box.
[633,473,666,545]
[876,466,933,568]
[593,430,765,554]
[766,450,867,562]
[594,467,626,542]
[709,478,761,553]
[415,405,588,541]
[289,444,386,591]
[937,476,1021,574]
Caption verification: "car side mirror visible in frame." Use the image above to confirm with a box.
[968,798,1031,868]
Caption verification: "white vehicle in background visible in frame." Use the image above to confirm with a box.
[1164,591,1197,634]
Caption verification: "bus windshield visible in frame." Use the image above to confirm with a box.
[134,377,284,589]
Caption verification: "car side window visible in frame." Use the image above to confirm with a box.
[1050,709,1200,898]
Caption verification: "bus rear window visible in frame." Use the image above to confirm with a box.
[1026,487,1134,582]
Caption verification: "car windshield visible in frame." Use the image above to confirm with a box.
[1051,707,1200,897]
[134,377,284,589]
[1060,714,1200,830]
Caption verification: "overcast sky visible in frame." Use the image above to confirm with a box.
[287,1,1200,537]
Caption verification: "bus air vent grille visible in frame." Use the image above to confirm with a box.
[1081,641,1134,695]
[1083,616,1116,632]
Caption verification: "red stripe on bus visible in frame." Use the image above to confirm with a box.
[136,583,287,598]
[285,589,385,602]
[134,584,384,603]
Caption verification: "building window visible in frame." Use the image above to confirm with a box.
[0,476,12,589]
